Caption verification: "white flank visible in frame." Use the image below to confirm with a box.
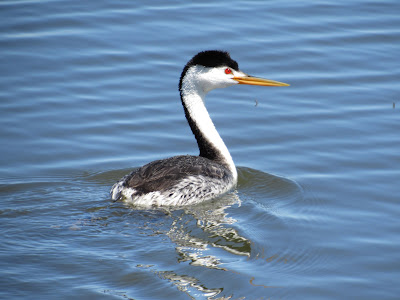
[112,175,235,207]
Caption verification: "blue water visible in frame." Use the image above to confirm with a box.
[1,0,400,299]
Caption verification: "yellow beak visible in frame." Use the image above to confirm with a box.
[233,75,289,87]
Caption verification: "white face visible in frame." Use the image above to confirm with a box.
[184,65,247,94]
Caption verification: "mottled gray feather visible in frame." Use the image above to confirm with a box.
[122,155,230,195]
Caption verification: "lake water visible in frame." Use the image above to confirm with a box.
[1,0,399,299]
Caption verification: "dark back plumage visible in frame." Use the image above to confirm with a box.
[124,155,230,196]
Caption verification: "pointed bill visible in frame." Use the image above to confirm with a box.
[233,75,289,87]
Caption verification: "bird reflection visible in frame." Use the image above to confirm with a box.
[146,192,251,298]
[167,192,251,267]
[103,167,303,298]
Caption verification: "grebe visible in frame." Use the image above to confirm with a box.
[111,50,288,206]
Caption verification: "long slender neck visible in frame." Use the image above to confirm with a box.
[179,86,237,181]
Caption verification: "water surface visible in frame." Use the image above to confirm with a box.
[1,0,400,299]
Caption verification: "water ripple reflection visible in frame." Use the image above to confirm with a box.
[2,0,399,298]
[97,166,316,298]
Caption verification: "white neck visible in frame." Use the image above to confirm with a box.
[180,70,237,182]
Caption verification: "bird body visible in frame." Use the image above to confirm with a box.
[111,155,234,206]
[111,50,288,207]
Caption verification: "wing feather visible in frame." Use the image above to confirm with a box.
[123,155,228,195]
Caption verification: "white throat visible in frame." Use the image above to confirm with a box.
[180,67,238,182]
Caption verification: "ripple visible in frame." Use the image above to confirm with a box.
[1,0,399,298]
[237,166,305,219]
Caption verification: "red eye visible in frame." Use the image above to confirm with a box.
[225,68,232,74]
